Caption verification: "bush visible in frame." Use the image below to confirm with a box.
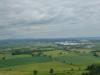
[33,70,38,75]
[49,68,55,75]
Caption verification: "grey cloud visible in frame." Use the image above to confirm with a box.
[0,0,100,39]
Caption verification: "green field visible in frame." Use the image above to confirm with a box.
[0,55,86,75]
[0,42,100,75]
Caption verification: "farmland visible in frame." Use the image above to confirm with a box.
[0,39,100,75]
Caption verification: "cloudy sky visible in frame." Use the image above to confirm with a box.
[0,0,100,39]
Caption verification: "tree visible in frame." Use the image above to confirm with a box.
[33,70,38,75]
[82,64,100,75]
[2,57,6,60]
[49,68,55,75]
[82,72,88,75]
[93,52,98,57]
[70,68,74,71]
[87,64,94,70]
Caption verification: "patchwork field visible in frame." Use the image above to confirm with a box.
[0,41,100,75]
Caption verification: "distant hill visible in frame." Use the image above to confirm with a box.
[0,37,100,46]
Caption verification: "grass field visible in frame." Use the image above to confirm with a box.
[0,49,100,75]
[0,61,86,75]
[0,41,100,75]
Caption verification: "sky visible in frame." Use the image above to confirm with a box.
[0,0,100,39]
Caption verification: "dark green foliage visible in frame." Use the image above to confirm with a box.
[12,50,32,55]
[82,64,100,75]
[2,57,6,60]
[70,68,74,71]
[33,70,38,75]
[93,52,99,57]
[87,64,94,70]
[82,72,88,75]
[49,68,55,75]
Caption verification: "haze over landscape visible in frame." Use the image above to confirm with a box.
[0,0,100,40]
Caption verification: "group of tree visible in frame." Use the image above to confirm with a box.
[12,49,32,55]
[82,64,100,75]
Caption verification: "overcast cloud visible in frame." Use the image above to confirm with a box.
[0,0,100,39]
